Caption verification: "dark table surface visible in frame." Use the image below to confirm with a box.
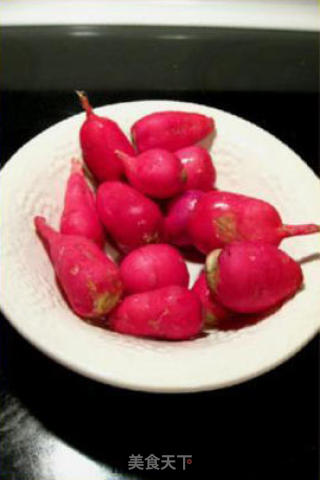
[0,26,319,480]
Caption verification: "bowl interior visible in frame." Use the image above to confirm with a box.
[1,100,320,392]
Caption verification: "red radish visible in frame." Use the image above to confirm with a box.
[175,146,216,191]
[109,285,202,340]
[131,111,214,152]
[164,190,204,246]
[189,191,320,254]
[34,217,122,318]
[60,159,105,247]
[192,272,231,327]
[120,244,189,294]
[96,181,164,253]
[77,91,134,182]
[205,242,303,314]
[116,149,186,199]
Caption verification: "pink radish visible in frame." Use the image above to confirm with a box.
[109,285,202,340]
[60,159,105,247]
[96,181,164,253]
[34,217,122,318]
[205,242,303,314]
[175,146,216,191]
[164,190,204,246]
[116,149,186,199]
[189,191,320,254]
[192,272,231,327]
[131,110,214,152]
[77,91,134,182]
[120,244,189,294]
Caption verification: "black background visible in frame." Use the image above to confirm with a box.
[0,26,319,480]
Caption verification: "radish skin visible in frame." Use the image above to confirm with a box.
[131,110,214,152]
[35,216,122,318]
[175,146,216,191]
[189,191,320,254]
[120,244,189,294]
[77,91,135,182]
[192,272,231,327]
[109,285,203,340]
[96,181,164,253]
[117,149,186,199]
[164,190,204,246]
[205,242,303,314]
[60,159,105,247]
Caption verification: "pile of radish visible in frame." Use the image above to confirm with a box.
[34,93,320,341]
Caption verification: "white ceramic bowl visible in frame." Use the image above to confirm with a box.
[1,100,320,393]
